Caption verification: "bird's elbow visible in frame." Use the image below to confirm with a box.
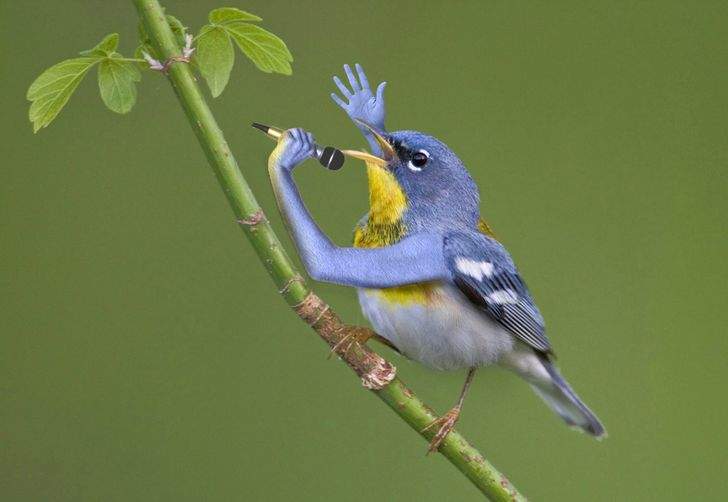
[306,264,325,282]
[302,257,329,283]
[300,246,341,284]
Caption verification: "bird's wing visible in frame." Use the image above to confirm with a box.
[443,231,552,354]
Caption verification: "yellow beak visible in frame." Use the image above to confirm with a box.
[353,118,396,161]
[340,149,387,166]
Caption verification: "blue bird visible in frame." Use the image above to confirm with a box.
[266,64,605,452]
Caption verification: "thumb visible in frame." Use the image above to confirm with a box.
[376,81,387,102]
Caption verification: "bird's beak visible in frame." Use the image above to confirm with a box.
[340,149,388,166]
[353,118,395,162]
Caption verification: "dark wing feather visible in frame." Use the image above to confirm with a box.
[444,231,552,354]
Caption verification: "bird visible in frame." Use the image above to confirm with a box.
[264,63,605,453]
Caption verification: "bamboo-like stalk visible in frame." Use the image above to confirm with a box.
[132,1,525,499]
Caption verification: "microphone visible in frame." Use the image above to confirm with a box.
[251,122,345,170]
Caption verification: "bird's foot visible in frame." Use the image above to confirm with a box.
[422,406,461,454]
[328,326,373,359]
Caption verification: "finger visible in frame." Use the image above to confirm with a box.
[291,128,302,143]
[355,63,370,92]
[305,132,315,152]
[296,129,309,154]
[376,81,387,102]
[333,76,351,97]
[330,92,346,109]
[344,64,360,91]
[297,129,307,147]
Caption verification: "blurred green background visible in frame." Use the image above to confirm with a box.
[2,1,727,500]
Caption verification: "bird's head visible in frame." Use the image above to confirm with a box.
[348,122,480,231]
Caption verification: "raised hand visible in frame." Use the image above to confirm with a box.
[331,63,387,133]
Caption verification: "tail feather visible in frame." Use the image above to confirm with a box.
[501,348,606,438]
[532,354,606,438]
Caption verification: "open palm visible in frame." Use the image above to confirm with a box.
[331,64,386,131]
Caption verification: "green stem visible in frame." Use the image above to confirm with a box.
[132,1,525,500]
[133,0,306,306]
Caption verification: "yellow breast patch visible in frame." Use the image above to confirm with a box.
[374,282,438,305]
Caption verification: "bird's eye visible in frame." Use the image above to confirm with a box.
[408,150,430,171]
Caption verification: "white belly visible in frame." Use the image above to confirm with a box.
[357,282,515,371]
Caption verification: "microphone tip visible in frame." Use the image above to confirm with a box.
[320,146,345,170]
[329,149,345,170]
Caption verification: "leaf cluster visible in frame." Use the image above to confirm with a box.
[27,34,140,132]
[195,7,293,97]
[26,6,293,132]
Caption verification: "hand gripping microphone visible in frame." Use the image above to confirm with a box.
[251,122,345,170]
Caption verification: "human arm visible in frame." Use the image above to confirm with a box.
[267,128,448,288]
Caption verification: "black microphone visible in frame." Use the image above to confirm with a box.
[251,122,345,170]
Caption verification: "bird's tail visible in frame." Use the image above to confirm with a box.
[502,350,606,438]
[531,355,606,438]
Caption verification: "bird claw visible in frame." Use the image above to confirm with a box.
[328,327,372,359]
[422,407,461,454]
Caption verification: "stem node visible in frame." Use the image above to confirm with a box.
[236,209,265,226]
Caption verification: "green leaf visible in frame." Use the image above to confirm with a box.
[97,58,141,114]
[225,23,292,75]
[209,7,261,24]
[195,26,234,97]
[166,14,187,46]
[27,57,98,132]
[79,33,119,57]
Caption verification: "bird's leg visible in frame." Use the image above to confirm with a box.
[329,326,398,359]
[422,367,477,454]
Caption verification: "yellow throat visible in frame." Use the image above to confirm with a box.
[353,161,437,304]
[353,161,407,248]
